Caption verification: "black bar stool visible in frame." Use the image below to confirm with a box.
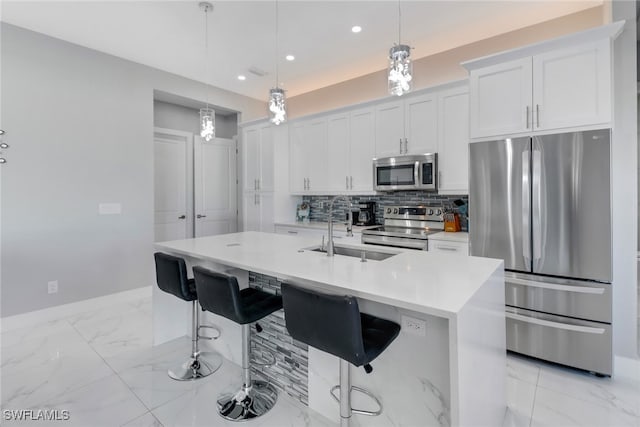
[193,266,283,422]
[154,252,222,381]
[281,283,400,427]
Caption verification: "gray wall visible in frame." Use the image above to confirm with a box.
[0,23,264,317]
[153,101,238,139]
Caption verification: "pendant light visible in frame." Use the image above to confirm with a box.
[199,2,215,141]
[388,0,412,97]
[268,0,286,125]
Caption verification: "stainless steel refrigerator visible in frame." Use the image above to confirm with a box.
[469,129,612,376]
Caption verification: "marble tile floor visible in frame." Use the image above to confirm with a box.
[0,295,638,427]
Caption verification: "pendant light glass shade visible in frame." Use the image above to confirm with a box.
[388,44,412,96]
[269,88,286,125]
[200,107,215,141]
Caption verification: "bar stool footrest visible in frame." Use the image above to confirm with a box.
[330,385,383,416]
[168,351,223,381]
[198,324,221,340]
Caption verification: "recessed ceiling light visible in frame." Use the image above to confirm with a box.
[237,75,246,81]
[285,54,295,61]
[351,26,362,33]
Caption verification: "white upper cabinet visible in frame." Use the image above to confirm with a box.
[242,123,274,192]
[375,94,438,157]
[532,40,611,131]
[469,40,612,139]
[437,85,469,194]
[349,107,375,192]
[326,113,350,191]
[289,121,307,193]
[289,118,328,193]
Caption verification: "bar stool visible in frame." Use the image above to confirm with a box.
[281,283,400,427]
[154,252,222,381]
[193,266,283,421]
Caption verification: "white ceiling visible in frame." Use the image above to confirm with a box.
[2,1,603,102]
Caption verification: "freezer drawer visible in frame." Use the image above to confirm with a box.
[506,306,612,376]
[505,272,611,323]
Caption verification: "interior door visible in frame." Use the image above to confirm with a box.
[153,130,189,242]
[469,137,531,272]
[532,130,611,282]
[194,136,237,237]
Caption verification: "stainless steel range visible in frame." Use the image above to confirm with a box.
[361,205,444,250]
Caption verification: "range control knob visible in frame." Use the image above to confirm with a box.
[427,209,434,215]
[393,208,398,214]
[386,208,392,214]
[436,209,442,216]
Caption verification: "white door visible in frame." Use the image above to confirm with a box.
[375,100,404,157]
[242,126,260,192]
[438,86,470,193]
[404,93,438,154]
[349,107,375,192]
[153,130,190,242]
[532,40,611,131]
[469,57,532,138]
[194,136,237,237]
[326,113,350,191]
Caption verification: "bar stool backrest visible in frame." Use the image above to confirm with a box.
[154,252,196,302]
[281,283,366,367]
[193,267,244,323]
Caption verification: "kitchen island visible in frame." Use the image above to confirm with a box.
[154,231,505,426]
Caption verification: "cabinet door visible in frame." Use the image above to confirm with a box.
[258,125,274,192]
[306,118,328,192]
[404,93,438,154]
[242,125,260,192]
[375,100,404,157]
[326,113,350,191]
[258,193,275,232]
[242,192,260,232]
[349,107,375,192]
[532,41,611,131]
[289,122,307,193]
[438,86,469,194]
[469,57,532,138]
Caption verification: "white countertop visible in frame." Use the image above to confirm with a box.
[156,231,502,319]
[274,220,376,233]
[429,231,469,243]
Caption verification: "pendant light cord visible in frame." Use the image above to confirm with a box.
[275,0,279,89]
[398,0,401,44]
[204,7,210,110]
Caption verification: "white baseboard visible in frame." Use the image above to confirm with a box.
[0,286,152,333]
[614,355,640,381]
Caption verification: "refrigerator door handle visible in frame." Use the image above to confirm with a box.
[532,150,542,261]
[522,150,531,263]
[505,311,605,335]
[506,277,606,295]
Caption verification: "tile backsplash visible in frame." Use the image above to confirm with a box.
[302,192,469,229]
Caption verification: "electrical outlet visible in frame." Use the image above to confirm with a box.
[402,315,426,337]
[48,280,58,294]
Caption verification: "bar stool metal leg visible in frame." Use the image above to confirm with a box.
[168,300,223,381]
[216,324,278,421]
[330,360,383,426]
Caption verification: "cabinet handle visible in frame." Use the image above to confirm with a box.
[350,176,353,189]
[346,176,349,190]
[178,215,186,219]
[0,143,9,149]
[435,245,458,251]
[404,138,408,153]
[287,230,298,235]
[399,138,403,154]
[526,106,530,129]
[307,178,311,190]
[197,214,207,218]
[536,104,540,128]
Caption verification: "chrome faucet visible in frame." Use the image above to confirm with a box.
[327,195,353,257]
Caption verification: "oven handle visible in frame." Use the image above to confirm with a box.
[506,277,605,295]
[362,235,427,250]
[505,311,605,335]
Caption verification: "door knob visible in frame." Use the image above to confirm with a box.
[197,214,207,218]
[178,215,186,219]
[0,143,8,149]
[0,130,5,135]
[0,158,6,164]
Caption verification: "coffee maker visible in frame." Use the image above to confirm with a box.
[352,201,376,226]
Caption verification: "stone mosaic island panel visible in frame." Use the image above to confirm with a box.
[248,272,309,405]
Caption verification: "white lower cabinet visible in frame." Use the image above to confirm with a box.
[428,238,469,255]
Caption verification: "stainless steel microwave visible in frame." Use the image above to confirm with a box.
[373,153,438,192]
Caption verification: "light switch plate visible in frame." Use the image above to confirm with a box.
[47,280,58,294]
[99,203,122,215]
[402,315,426,337]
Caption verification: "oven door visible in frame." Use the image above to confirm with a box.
[373,160,419,191]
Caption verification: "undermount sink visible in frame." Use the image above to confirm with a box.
[307,245,398,261]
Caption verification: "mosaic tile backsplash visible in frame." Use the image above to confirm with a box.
[302,192,469,230]
[248,272,309,406]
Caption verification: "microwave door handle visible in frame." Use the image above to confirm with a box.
[522,150,531,265]
[415,161,420,188]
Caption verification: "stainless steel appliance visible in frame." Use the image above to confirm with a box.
[361,205,444,250]
[373,154,437,192]
[469,129,612,376]
[353,201,376,226]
